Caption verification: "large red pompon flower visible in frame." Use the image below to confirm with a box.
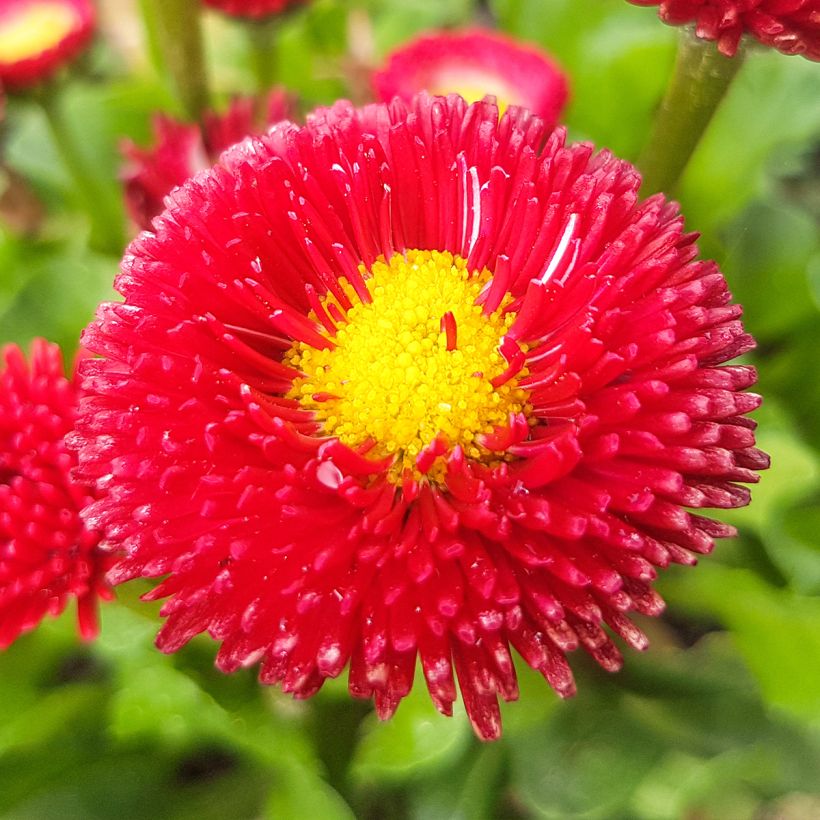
[74,94,767,739]
[203,0,305,20]
[374,29,569,129]
[0,340,112,648]
[0,0,95,89]
[630,0,820,60]
[121,90,294,231]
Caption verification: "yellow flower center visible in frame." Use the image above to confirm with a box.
[428,69,512,116]
[0,3,80,65]
[286,250,531,483]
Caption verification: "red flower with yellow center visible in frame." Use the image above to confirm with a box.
[374,29,569,127]
[0,0,95,89]
[74,95,767,739]
[202,0,305,20]
[630,0,820,59]
[122,90,294,231]
[0,340,112,648]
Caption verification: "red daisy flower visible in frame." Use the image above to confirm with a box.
[122,90,294,232]
[74,94,767,739]
[0,340,112,648]
[0,0,95,90]
[629,0,820,59]
[374,29,569,129]
[203,0,305,20]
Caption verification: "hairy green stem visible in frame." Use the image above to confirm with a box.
[638,30,745,194]
[38,86,125,256]
[143,0,209,120]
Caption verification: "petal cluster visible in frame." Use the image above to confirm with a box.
[1,340,112,648]
[122,90,293,231]
[203,0,306,20]
[75,94,767,739]
[374,29,569,129]
[630,0,820,59]
[0,0,95,89]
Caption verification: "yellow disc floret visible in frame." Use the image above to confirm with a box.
[286,250,531,483]
[0,3,80,64]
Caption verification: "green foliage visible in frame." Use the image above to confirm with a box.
[0,0,819,818]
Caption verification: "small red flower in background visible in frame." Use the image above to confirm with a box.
[203,0,305,20]
[630,0,820,60]
[0,340,112,648]
[74,94,767,740]
[121,90,294,232]
[0,0,95,89]
[374,29,569,128]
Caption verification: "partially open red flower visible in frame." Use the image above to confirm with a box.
[74,94,767,739]
[122,90,294,232]
[630,0,820,59]
[203,0,305,19]
[0,0,95,89]
[374,29,569,129]
[0,340,112,648]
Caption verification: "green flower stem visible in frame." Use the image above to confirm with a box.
[638,30,745,195]
[38,86,125,256]
[143,0,209,121]
[246,17,279,97]
[137,0,165,80]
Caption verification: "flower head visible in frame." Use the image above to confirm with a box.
[374,29,569,128]
[74,94,767,739]
[0,339,112,648]
[122,90,294,231]
[203,0,305,20]
[630,0,820,59]
[0,0,95,89]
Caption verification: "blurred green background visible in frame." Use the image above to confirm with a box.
[1,1,819,817]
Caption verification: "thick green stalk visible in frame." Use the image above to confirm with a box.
[143,0,209,120]
[247,17,280,96]
[38,86,125,256]
[638,30,745,195]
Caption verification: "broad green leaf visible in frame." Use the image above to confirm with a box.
[764,500,820,596]
[0,235,116,354]
[492,0,676,157]
[409,744,506,820]
[721,199,819,341]
[662,566,820,724]
[366,0,477,55]
[679,51,820,231]
[352,676,471,783]
[264,758,355,820]
[509,689,665,819]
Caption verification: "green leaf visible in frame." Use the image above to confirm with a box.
[352,676,471,783]
[264,758,356,820]
[509,689,665,819]
[721,199,820,341]
[764,499,820,596]
[662,567,820,724]
[0,234,116,354]
[367,0,477,55]
[492,0,676,158]
[409,744,506,820]
[679,50,820,231]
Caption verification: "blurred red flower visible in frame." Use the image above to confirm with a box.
[0,0,95,89]
[74,94,767,739]
[0,340,112,648]
[121,90,294,231]
[203,0,305,19]
[374,29,569,128]
[630,0,820,59]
